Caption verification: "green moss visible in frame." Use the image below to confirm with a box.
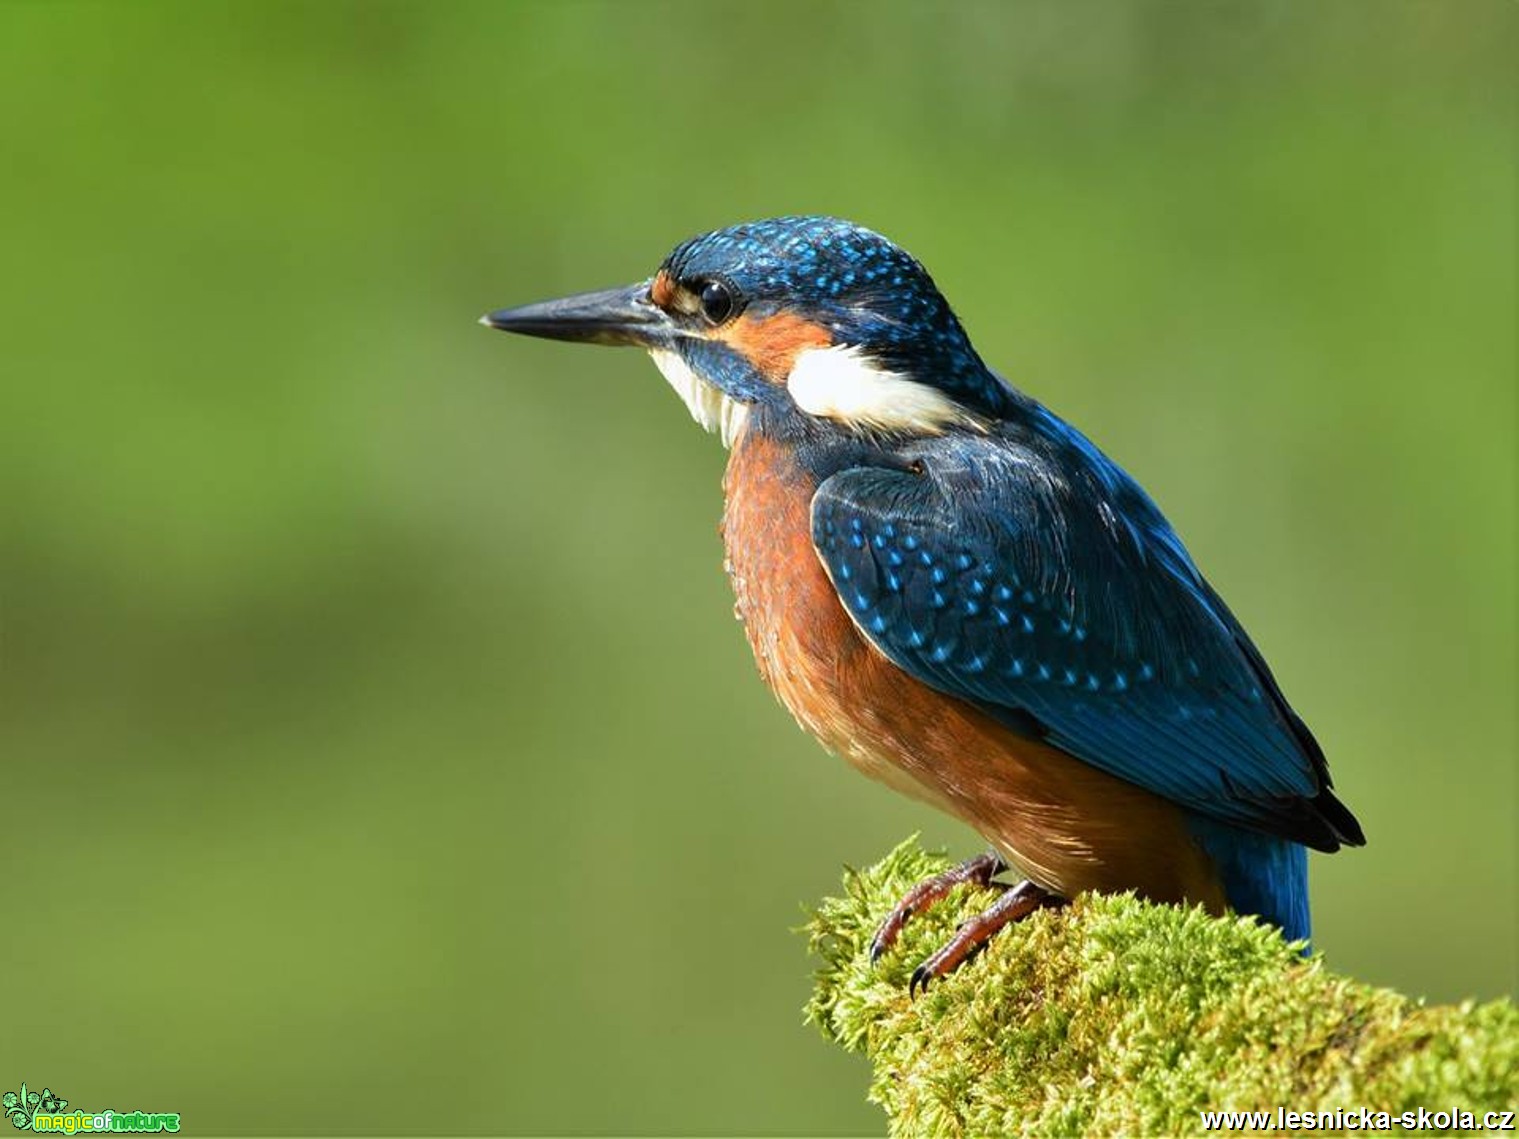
[806,839,1519,1137]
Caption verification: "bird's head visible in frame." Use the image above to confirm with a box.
[484,216,1015,446]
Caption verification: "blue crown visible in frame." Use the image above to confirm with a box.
[662,216,1015,416]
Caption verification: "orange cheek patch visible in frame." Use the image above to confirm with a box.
[718,312,833,383]
[650,271,676,308]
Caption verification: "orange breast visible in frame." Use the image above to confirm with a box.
[720,431,1226,910]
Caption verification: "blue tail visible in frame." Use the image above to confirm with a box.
[1188,815,1311,946]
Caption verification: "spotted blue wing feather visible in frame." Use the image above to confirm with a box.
[810,424,1362,852]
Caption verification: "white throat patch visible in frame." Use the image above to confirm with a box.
[787,345,977,435]
[648,348,750,449]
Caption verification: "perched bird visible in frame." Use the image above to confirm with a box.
[483,216,1363,990]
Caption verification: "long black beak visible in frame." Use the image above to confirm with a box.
[480,282,673,348]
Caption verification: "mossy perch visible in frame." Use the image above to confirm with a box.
[805,839,1518,1136]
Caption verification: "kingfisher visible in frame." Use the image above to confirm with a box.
[483,216,1364,991]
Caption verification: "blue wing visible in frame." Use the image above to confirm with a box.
[809,419,1362,851]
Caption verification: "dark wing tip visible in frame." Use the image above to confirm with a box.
[1312,787,1367,848]
[1276,787,1365,853]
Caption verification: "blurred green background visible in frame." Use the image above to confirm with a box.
[2,1,1514,1133]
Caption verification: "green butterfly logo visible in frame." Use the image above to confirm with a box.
[3,1084,67,1131]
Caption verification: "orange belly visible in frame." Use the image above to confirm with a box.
[721,431,1226,910]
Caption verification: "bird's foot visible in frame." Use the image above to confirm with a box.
[908,879,1063,997]
[869,851,1008,963]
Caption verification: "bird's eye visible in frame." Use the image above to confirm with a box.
[698,279,734,325]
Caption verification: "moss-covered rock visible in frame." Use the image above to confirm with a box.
[806,839,1518,1136]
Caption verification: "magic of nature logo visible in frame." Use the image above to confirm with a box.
[4,1085,179,1134]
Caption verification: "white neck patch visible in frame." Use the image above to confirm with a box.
[648,348,750,449]
[787,344,978,435]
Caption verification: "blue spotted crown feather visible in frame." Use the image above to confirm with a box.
[663,216,1017,416]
